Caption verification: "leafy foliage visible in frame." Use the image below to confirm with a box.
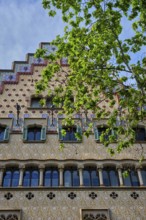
[35,0,146,155]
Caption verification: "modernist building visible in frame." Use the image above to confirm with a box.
[0,42,146,220]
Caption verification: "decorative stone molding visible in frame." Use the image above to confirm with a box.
[0,210,21,220]
[81,209,110,220]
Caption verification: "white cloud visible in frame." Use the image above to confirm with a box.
[0,0,65,69]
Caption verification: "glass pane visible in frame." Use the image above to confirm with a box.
[3,171,12,187]
[83,170,91,186]
[23,171,31,187]
[27,130,35,141]
[63,127,77,141]
[46,98,53,108]
[70,131,77,141]
[44,170,51,186]
[35,130,41,140]
[98,127,111,141]
[0,127,5,141]
[103,170,110,186]
[12,170,19,187]
[131,170,139,186]
[52,170,59,186]
[31,170,39,186]
[91,170,99,186]
[31,98,41,108]
[123,174,132,186]
[64,170,72,187]
[109,170,119,186]
[73,170,80,186]
[135,128,145,141]
[141,170,146,186]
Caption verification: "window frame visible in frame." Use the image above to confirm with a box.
[44,167,59,187]
[58,123,82,143]
[64,167,80,187]
[0,126,10,142]
[134,127,146,142]
[2,168,20,187]
[23,125,46,142]
[83,167,100,187]
[102,167,119,187]
[94,126,116,142]
[23,168,39,187]
[123,168,140,186]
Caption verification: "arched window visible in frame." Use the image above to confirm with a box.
[3,169,19,187]
[23,169,39,187]
[64,168,79,187]
[134,127,146,141]
[83,167,99,186]
[123,169,139,186]
[23,126,46,142]
[102,167,119,186]
[141,168,146,186]
[44,168,59,187]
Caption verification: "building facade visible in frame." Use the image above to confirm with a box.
[0,42,146,220]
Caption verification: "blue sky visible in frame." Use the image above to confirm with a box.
[0,0,64,69]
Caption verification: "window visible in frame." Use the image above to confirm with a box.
[141,168,146,186]
[134,127,146,141]
[94,126,115,141]
[23,126,46,142]
[64,168,79,187]
[46,97,54,108]
[44,168,59,187]
[83,167,100,186]
[3,169,19,187]
[31,96,55,108]
[102,167,119,186]
[23,169,39,187]
[0,126,9,142]
[123,169,139,186]
[58,124,82,142]
[31,97,42,108]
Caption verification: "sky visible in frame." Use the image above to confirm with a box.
[0,0,65,69]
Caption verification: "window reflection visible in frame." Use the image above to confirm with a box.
[0,126,5,141]
[64,168,79,187]
[62,127,77,141]
[27,127,41,141]
[134,127,146,141]
[141,169,146,186]
[103,168,119,186]
[123,169,139,186]
[31,98,41,108]
[83,168,99,186]
[23,169,39,187]
[3,169,19,187]
[44,168,59,187]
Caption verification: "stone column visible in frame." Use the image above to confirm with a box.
[0,167,5,186]
[78,165,84,187]
[58,165,64,187]
[97,166,103,186]
[18,165,25,187]
[117,165,124,186]
[136,167,144,186]
[39,165,45,187]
